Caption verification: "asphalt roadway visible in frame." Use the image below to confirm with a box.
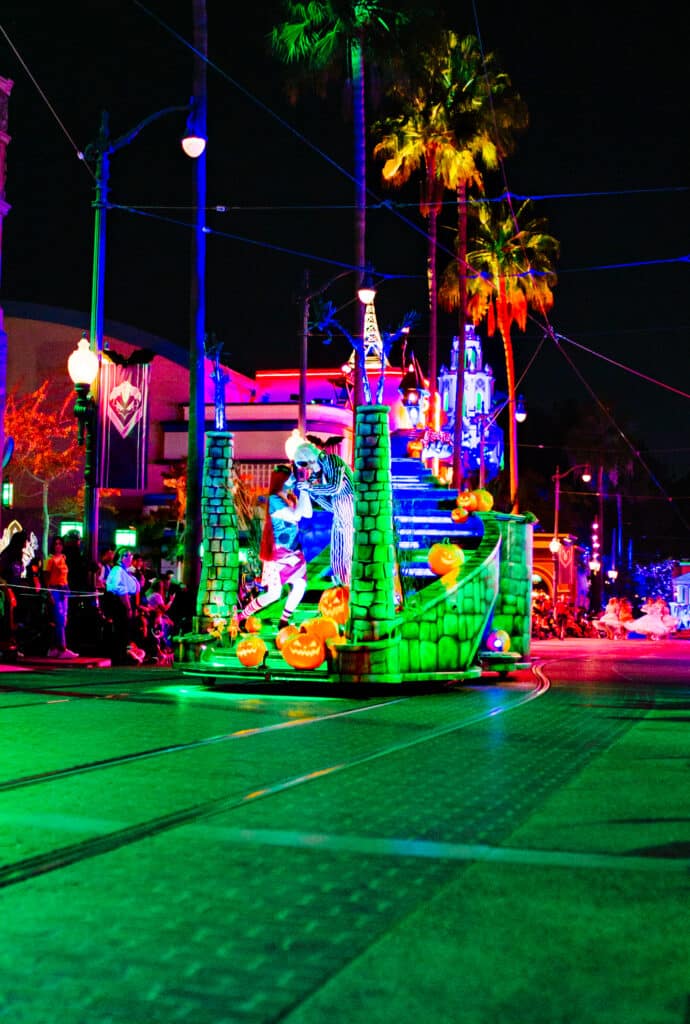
[1,638,688,1024]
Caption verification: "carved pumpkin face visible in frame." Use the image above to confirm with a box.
[428,542,465,576]
[301,616,340,641]
[275,624,299,650]
[243,615,262,634]
[456,490,479,511]
[281,632,326,670]
[236,635,267,667]
[451,506,470,524]
[318,586,350,625]
[473,489,494,512]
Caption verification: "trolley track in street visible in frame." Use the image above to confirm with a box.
[0,669,549,889]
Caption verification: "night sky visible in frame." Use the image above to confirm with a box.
[1,2,688,480]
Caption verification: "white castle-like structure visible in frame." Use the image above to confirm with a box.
[437,324,504,481]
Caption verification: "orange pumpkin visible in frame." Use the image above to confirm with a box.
[281,632,326,670]
[318,586,350,625]
[243,615,262,634]
[451,506,470,524]
[456,490,479,511]
[301,616,340,641]
[473,488,494,512]
[428,542,465,576]
[275,624,299,650]
[236,635,267,667]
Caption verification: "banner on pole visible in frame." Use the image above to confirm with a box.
[97,358,151,489]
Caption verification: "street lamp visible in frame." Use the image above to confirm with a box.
[298,268,353,436]
[82,106,203,569]
[551,463,592,596]
[398,357,428,427]
[68,334,100,560]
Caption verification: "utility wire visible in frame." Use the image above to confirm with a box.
[553,333,690,401]
[0,21,94,179]
[111,203,417,279]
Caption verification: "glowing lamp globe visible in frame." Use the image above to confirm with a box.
[181,134,206,158]
[487,629,511,653]
[67,336,99,386]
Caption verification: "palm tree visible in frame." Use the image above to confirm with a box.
[443,40,526,485]
[442,198,559,511]
[271,1,411,404]
[372,32,526,461]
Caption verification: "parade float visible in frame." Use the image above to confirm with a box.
[179,318,534,689]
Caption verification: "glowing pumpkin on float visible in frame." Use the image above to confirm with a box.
[281,632,327,670]
[236,635,267,667]
[318,586,350,625]
[456,490,479,512]
[451,506,470,524]
[301,616,340,641]
[428,542,465,576]
[473,489,494,512]
[275,624,299,650]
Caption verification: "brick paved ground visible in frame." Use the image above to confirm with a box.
[0,641,688,1023]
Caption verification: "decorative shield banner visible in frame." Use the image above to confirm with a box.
[97,359,151,489]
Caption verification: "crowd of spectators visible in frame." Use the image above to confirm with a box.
[0,529,192,665]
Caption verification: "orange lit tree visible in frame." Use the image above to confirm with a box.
[4,380,82,553]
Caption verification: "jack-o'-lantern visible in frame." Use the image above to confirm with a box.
[281,632,327,670]
[318,586,350,625]
[243,615,262,634]
[236,635,267,667]
[428,541,465,576]
[301,616,340,641]
[473,488,494,512]
[456,490,479,511]
[275,624,299,650]
[451,506,470,524]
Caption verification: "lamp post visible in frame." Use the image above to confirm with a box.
[298,268,353,436]
[82,107,204,570]
[550,463,592,597]
[67,335,100,560]
[476,397,525,491]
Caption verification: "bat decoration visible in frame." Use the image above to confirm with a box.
[103,347,155,366]
[306,434,343,450]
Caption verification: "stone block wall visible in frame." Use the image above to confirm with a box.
[479,511,533,656]
[349,406,399,644]
[195,431,240,626]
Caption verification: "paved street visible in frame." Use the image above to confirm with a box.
[1,638,688,1024]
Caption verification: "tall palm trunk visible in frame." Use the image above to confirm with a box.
[497,275,518,512]
[351,32,367,409]
[425,169,443,436]
[452,180,468,485]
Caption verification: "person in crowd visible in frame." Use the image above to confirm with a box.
[61,530,87,595]
[144,578,176,616]
[96,547,115,596]
[104,548,141,665]
[553,594,570,639]
[623,596,678,640]
[238,465,313,631]
[43,536,79,658]
[293,441,353,586]
[597,596,623,640]
[0,529,29,652]
[130,554,147,608]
